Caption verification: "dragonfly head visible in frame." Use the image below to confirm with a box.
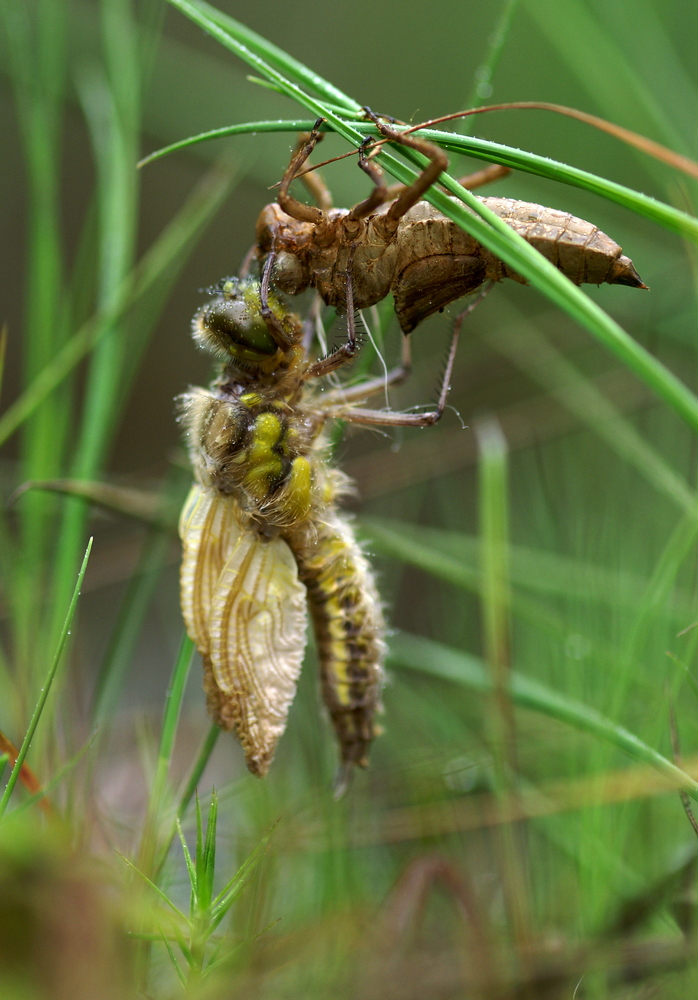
[192,277,301,376]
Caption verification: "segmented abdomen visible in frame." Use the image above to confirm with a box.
[479,196,643,286]
[286,510,385,786]
[392,196,644,331]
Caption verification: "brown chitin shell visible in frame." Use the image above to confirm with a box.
[391,196,645,332]
[179,483,308,777]
[479,197,644,286]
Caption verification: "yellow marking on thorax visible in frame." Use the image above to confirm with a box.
[243,412,284,498]
[279,424,299,457]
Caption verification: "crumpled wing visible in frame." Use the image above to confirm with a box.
[208,528,307,776]
[179,483,241,656]
[179,484,308,776]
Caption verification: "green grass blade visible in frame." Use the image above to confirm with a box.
[0,537,93,818]
[476,417,531,938]
[428,128,698,240]
[152,634,196,810]
[140,117,698,244]
[2,0,72,668]
[176,726,220,822]
[190,0,357,110]
[119,853,188,921]
[198,791,218,912]
[137,634,195,881]
[48,7,141,644]
[477,418,511,674]
[162,935,187,987]
[210,824,275,927]
[176,817,198,894]
[137,119,315,167]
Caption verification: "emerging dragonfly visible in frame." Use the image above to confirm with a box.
[178,277,476,789]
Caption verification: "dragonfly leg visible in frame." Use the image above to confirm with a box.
[362,107,448,222]
[320,334,412,405]
[306,247,361,377]
[277,119,328,224]
[327,283,492,427]
[346,138,392,220]
[258,250,296,347]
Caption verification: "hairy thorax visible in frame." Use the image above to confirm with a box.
[181,378,339,531]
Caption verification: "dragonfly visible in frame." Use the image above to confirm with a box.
[178,276,483,791]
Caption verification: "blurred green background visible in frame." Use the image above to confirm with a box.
[2,0,698,997]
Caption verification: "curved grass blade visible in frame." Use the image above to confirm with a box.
[138,119,315,168]
[139,116,698,243]
[190,0,357,110]
[165,0,364,149]
[416,103,698,180]
[422,126,698,242]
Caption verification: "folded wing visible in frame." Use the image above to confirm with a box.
[180,484,308,775]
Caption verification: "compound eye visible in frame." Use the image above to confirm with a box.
[272,251,306,295]
[194,297,278,360]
